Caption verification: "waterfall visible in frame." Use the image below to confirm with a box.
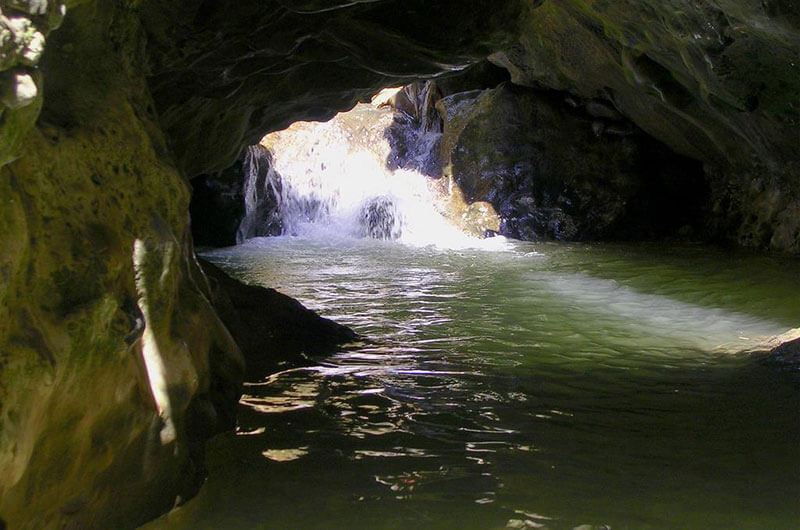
[236,145,281,244]
[235,86,496,248]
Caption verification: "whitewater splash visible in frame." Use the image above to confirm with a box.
[237,86,506,250]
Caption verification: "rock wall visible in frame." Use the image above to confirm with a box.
[0,2,244,528]
[491,0,800,251]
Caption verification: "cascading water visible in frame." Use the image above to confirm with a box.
[236,146,266,243]
[236,85,499,248]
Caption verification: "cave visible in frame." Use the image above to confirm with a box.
[0,1,799,528]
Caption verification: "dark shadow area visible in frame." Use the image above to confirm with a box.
[608,136,709,241]
[190,171,245,248]
[191,145,284,247]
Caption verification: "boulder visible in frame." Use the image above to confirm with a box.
[199,259,358,377]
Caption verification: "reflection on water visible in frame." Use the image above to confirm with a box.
[146,239,800,530]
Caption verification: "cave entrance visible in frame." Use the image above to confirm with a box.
[190,67,710,251]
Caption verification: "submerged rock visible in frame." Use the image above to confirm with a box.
[200,259,358,377]
[359,196,402,240]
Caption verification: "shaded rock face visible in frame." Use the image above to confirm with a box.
[190,171,246,249]
[200,260,357,378]
[435,83,709,241]
[491,0,800,251]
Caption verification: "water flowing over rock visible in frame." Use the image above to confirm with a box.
[237,94,501,246]
[225,76,706,244]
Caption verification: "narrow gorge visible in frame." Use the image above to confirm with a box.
[0,1,798,528]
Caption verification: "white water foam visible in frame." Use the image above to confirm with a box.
[237,97,510,251]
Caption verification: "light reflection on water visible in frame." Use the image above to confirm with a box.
[146,238,800,530]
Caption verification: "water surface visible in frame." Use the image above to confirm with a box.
[147,238,800,529]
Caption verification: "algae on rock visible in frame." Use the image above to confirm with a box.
[0,3,243,528]
[491,0,800,250]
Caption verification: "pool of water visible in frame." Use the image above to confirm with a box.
[146,238,800,529]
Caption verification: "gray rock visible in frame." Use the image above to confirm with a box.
[585,100,621,120]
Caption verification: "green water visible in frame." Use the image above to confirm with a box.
[148,238,800,529]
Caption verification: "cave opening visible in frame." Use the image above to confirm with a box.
[190,63,713,250]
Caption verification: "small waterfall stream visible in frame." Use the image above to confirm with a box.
[235,85,490,248]
[236,145,279,243]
